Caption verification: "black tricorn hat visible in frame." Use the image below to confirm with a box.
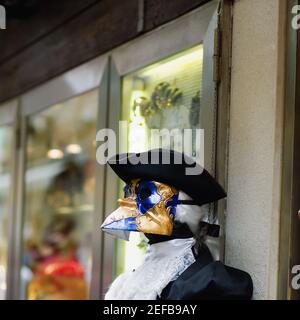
[107,149,226,206]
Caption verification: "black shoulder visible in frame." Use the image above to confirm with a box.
[159,247,253,300]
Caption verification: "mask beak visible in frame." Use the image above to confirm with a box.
[101,228,130,241]
[101,198,138,240]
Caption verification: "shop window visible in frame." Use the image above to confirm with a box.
[21,90,98,300]
[115,45,204,276]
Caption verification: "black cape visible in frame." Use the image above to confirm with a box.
[158,245,253,300]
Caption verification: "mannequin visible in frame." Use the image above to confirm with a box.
[101,149,253,300]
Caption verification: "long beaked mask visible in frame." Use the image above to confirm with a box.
[101,179,179,240]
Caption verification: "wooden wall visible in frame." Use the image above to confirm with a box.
[0,0,209,103]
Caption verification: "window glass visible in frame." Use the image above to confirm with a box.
[21,90,98,300]
[115,45,204,276]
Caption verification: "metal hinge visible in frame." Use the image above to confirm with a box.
[213,25,221,83]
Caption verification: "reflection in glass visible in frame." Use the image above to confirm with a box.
[0,125,13,300]
[114,45,204,276]
[22,90,98,300]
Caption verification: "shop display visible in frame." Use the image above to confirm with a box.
[21,90,98,299]
[27,257,87,300]
[115,45,205,275]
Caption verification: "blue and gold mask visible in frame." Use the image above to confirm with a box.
[101,179,179,240]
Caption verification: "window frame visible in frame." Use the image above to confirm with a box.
[0,99,18,300]
[12,55,109,300]
[102,0,222,296]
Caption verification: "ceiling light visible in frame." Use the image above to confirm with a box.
[66,144,82,154]
[47,148,64,159]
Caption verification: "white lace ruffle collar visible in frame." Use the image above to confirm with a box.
[105,237,196,300]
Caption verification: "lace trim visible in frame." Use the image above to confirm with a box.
[105,239,195,300]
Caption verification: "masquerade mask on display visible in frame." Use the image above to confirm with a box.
[101,179,180,240]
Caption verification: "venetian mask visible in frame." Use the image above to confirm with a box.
[101,179,179,240]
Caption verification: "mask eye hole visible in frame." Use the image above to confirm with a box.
[138,187,152,201]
